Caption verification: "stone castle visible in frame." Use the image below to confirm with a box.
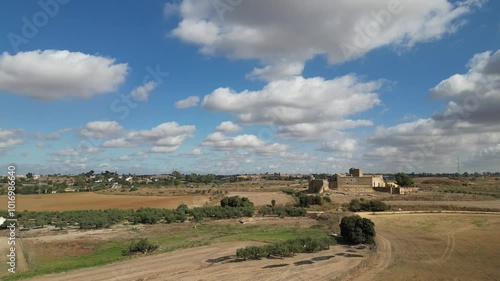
[308,168,386,193]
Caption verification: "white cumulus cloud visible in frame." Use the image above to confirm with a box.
[130,81,158,101]
[0,50,128,99]
[0,129,23,152]
[172,0,481,81]
[215,121,242,133]
[79,121,125,139]
[175,96,200,108]
[102,122,196,153]
[203,76,380,141]
[366,49,500,172]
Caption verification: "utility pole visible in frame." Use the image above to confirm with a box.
[457,158,461,178]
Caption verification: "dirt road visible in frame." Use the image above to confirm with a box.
[24,242,367,281]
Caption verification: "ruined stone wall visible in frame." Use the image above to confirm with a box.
[308,179,329,194]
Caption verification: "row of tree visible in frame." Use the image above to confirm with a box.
[257,206,307,217]
[236,237,335,260]
[0,196,312,231]
[348,199,389,212]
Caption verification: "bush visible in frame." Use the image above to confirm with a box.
[123,239,159,256]
[220,196,254,208]
[296,193,324,208]
[348,199,388,212]
[236,237,335,260]
[340,215,375,244]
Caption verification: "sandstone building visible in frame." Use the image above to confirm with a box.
[329,168,385,190]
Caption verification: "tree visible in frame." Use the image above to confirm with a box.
[340,215,376,244]
[171,170,182,179]
[26,172,33,179]
[395,173,414,187]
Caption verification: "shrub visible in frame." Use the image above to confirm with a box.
[296,193,324,208]
[123,239,159,256]
[236,237,335,260]
[348,199,388,212]
[340,215,375,244]
[220,196,254,208]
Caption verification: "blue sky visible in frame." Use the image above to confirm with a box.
[0,0,499,175]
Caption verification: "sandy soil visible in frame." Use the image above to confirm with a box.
[354,213,500,281]
[0,193,210,211]
[23,242,367,281]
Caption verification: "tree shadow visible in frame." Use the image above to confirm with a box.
[262,264,289,269]
[311,255,335,261]
[294,260,314,266]
[206,255,234,263]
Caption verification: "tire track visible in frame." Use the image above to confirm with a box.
[352,234,392,281]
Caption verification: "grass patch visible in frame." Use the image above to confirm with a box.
[2,242,127,281]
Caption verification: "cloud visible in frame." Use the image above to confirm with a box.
[0,129,23,152]
[366,49,500,172]
[191,148,202,155]
[202,132,288,155]
[35,128,71,140]
[318,139,358,152]
[175,96,200,108]
[79,121,125,139]
[0,50,128,99]
[215,121,242,133]
[203,75,380,141]
[119,155,132,161]
[54,148,79,157]
[172,0,480,80]
[102,122,196,153]
[431,50,500,125]
[130,81,158,101]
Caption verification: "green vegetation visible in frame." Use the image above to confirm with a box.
[395,172,414,187]
[348,199,389,212]
[220,196,254,208]
[122,239,159,256]
[340,215,376,244]
[257,206,307,217]
[2,242,127,281]
[0,197,256,231]
[236,236,336,260]
[281,189,330,208]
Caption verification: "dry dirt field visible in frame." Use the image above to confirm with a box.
[385,200,500,209]
[354,213,500,281]
[23,242,367,281]
[0,193,210,211]
[227,191,293,206]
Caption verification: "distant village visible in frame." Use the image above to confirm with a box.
[1,168,497,196]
